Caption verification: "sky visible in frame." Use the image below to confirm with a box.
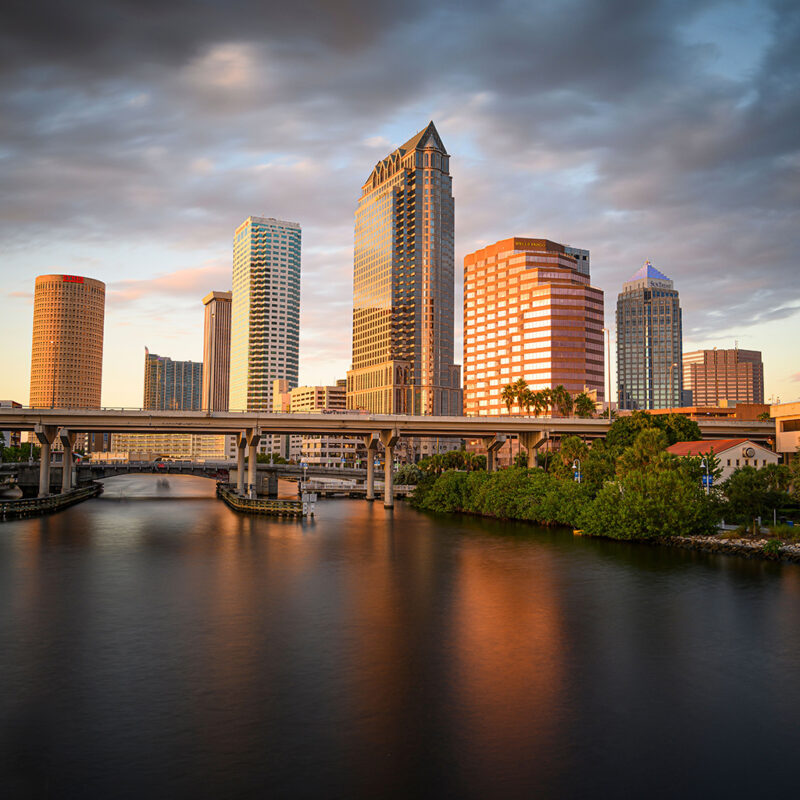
[1,0,798,407]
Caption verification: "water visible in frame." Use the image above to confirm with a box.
[1,475,799,798]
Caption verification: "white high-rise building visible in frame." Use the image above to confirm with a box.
[230,216,301,454]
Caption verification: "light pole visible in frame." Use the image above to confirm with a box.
[669,362,678,411]
[50,339,56,408]
[700,456,710,495]
[602,327,612,418]
[573,458,582,484]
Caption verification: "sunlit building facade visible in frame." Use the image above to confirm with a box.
[230,216,301,454]
[683,348,764,406]
[143,349,202,411]
[463,238,604,415]
[346,121,461,416]
[616,261,683,410]
[29,274,105,408]
[201,291,232,412]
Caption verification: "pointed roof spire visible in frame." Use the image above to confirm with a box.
[629,260,670,282]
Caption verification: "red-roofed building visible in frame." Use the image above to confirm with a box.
[666,439,777,481]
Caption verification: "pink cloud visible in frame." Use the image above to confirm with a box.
[109,261,229,307]
[790,373,800,383]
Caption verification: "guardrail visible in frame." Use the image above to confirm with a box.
[1,483,103,521]
[216,483,308,517]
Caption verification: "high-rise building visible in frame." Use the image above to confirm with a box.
[143,349,202,410]
[463,237,604,415]
[683,348,764,406]
[346,121,462,416]
[201,291,232,411]
[29,274,105,408]
[616,261,683,410]
[230,216,301,452]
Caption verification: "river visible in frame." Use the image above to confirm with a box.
[1,474,799,798]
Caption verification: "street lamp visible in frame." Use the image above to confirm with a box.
[700,457,710,496]
[50,339,56,408]
[669,362,679,411]
[602,327,612,418]
[572,458,582,484]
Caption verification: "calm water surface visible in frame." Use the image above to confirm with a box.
[1,475,799,798]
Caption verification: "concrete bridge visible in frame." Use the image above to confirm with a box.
[0,407,775,508]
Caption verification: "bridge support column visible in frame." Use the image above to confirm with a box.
[380,429,399,508]
[483,435,507,473]
[59,429,76,493]
[364,433,379,501]
[519,432,545,469]
[35,425,57,497]
[236,432,247,494]
[247,428,261,499]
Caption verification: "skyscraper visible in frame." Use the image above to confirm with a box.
[201,290,232,411]
[683,348,764,406]
[616,261,683,410]
[463,238,604,415]
[29,274,105,408]
[230,217,301,446]
[143,349,202,410]
[346,121,462,415]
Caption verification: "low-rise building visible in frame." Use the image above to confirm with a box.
[666,438,778,482]
[771,401,800,461]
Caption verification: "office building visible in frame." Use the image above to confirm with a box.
[230,216,301,454]
[280,379,366,468]
[616,261,682,410]
[463,237,605,416]
[1,400,22,451]
[29,274,105,408]
[683,348,764,406]
[201,291,232,411]
[346,121,462,416]
[143,349,202,410]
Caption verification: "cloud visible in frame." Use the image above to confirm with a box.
[0,0,798,399]
[109,262,230,307]
[791,373,800,383]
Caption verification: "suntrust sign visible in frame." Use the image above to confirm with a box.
[62,275,84,284]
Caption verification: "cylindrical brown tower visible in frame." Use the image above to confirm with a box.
[29,274,105,408]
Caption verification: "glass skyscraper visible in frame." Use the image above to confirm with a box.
[616,261,683,410]
[346,121,461,416]
[230,216,301,450]
[143,348,202,410]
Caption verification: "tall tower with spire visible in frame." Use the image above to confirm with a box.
[346,122,462,416]
[616,261,683,410]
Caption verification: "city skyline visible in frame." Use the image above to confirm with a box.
[1,1,799,406]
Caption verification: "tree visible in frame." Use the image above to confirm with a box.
[757,411,771,422]
[519,387,535,415]
[574,392,596,418]
[512,378,529,413]
[501,383,516,414]
[723,465,792,534]
[660,413,702,445]
[539,388,552,416]
[616,428,670,477]
[550,385,573,416]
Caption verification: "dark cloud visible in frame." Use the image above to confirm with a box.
[0,0,798,384]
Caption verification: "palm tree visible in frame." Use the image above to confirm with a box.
[519,387,534,415]
[539,388,552,417]
[512,378,529,413]
[501,383,516,414]
[574,392,596,418]
[551,385,573,417]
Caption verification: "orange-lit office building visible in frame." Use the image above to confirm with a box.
[29,274,105,409]
[463,238,604,416]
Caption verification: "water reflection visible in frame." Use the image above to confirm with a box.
[1,478,799,797]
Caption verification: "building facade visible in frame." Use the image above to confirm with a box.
[143,349,202,411]
[230,216,301,454]
[666,439,778,483]
[29,274,105,408]
[771,401,800,460]
[201,291,232,411]
[463,237,605,416]
[683,348,764,406]
[616,261,682,410]
[346,121,462,416]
